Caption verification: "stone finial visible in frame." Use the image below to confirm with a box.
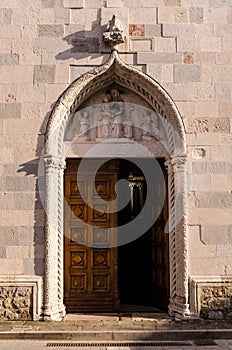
[102,14,126,49]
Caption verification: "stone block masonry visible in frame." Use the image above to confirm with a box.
[0,0,231,321]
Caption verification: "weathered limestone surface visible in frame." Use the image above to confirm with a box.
[0,0,231,320]
[0,287,32,321]
[201,285,232,320]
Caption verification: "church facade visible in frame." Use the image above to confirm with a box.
[0,0,232,322]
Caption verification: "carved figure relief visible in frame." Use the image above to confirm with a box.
[111,103,124,138]
[98,97,111,138]
[79,111,89,140]
[64,86,166,144]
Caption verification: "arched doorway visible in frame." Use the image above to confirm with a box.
[43,50,190,320]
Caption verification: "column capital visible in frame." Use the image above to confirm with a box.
[44,155,66,170]
[171,155,187,172]
[164,157,173,174]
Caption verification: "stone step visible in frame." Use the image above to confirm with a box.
[0,329,232,341]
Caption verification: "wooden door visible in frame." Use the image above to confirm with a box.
[64,159,120,313]
[151,160,169,310]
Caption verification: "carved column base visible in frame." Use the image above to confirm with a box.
[58,302,66,318]
[43,304,66,321]
[168,299,191,320]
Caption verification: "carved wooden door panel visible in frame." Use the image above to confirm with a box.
[64,159,119,313]
[151,162,169,310]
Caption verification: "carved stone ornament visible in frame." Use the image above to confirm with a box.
[44,49,190,321]
[103,15,126,48]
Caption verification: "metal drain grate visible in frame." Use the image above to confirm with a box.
[47,341,193,347]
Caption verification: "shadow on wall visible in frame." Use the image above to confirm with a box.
[17,114,50,277]
[55,8,109,62]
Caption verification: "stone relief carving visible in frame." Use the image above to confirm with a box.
[0,287,32,321]
[190,277,232,320]
[98,97,111,138]
[64,86,166,143]
[102,15,126,48]
[44,48,189,321]
[79,110,89,140]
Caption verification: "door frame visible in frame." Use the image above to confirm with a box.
[42,50,190,321]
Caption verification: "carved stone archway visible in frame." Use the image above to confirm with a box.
[43,50,190,321]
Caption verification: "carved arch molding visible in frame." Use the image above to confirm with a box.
[43,50,190,321]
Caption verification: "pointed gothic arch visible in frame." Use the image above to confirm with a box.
[43,50,190,320]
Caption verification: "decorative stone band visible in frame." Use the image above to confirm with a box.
[0,276,43,321]
[190,276,232,320]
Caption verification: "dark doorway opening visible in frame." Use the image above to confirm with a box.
[117,158,169,311]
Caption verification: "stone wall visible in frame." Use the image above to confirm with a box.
[0,0,231,318]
